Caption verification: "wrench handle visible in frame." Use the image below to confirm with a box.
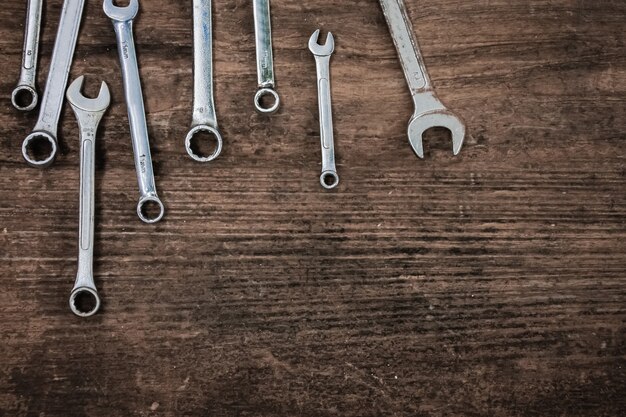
[75,131,96,290]
[253,0,275,89]
[314,56,339,189]
[379,0,432,94]
[19,0,42,82]
[192,0,217,127]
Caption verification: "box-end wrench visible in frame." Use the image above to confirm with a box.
[185,0,223,163]
[66,76,110,318]
[104,0,165,224]
[309,30,339,190]
[379,0,465,158]
[12,0,43,112]
[22,0,86,167]
[253,0,280,114]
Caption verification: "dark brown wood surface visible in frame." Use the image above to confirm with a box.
[1,0,624,416]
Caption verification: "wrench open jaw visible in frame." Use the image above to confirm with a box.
[308,29,334,57]
[103,0,139,21]
[66,76,110,115]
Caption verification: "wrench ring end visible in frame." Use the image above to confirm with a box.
[320,171,339,190]
[12,85,38,112]
[69,287,101,318]
[22,131,57,168]
[185,125,223,163]
[137,195,165,224]
[254,88,280,114]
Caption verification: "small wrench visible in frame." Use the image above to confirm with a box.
[309,29,339,190]
[379,0,465,158]
[185,0,223,163]
[12,0,43,112]
[253,0,280,114]
[66,76,110,318]
[104,0,165,223]
[22,0,86,167]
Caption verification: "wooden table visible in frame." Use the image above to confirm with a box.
[1,1,624,415]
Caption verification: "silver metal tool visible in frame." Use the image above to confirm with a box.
[104,0,165,223]
[309,29,339,190]
[12,0,43,112]
[22,0,86,167]
[253,0,280,114]
[379,0,465,158]
[185,0,223,163]
[66,76,110,318]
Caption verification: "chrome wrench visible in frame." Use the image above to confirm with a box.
[309,30,339,190]
[104,0,165,223]
[185,0,223,163]
[253,0,280,114]
[66,76,110,318]
[22,0,86,167]
[379,0,465,158]
[12,0,43,112]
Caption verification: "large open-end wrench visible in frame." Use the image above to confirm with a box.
[379,0,465,158]
[309,30,339,190]
[185,0,223,163]
[66,76,110,318]
[12,0,43,112]
[104,0,165,223]
[252,0,280,114]
[22,0,85,167]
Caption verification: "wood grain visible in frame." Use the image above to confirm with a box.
[0,0,624,416]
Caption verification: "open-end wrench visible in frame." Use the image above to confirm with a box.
[309,29,339,190]
[252,0,280,114]
[66,76,110,318]
[185,0,223,163]
[379,0,465,158]
[104,0,165,223]
[22,0,86,167]
[12,0,43,112]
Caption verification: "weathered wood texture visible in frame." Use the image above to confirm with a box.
[0,0,625,416]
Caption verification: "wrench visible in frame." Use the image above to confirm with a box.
[379,0,465,158]
[309,29,339,190]
[22,0,86,167]
[185,0,223,163]
[104,0,165,223]
[12,0,43,112]
[66,76,110,318]
[253,0,280,114]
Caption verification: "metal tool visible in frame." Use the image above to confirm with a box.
[66,76,110,318]
[185,0,223,163]
[309,29,339,190]
[379,0,465,158]
[12,0,43,112]
[104,0,165,223]
[22,0,86,167]
[253,0,280,114]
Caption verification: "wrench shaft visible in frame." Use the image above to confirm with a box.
[19,0,42,82]
[253,0,275,88]
[192,0,217,127]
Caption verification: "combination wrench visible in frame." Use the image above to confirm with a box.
[252,0,280,114]
[104,0,165,223]
[12,0,43,112]
[185,0,223,163]
[66,76,110,318]
[22,0,86,167]
[309,29,339,190]
[379,0,465,158]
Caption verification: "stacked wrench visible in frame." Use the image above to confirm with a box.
[66,76,110,318]
[12,0,43,112]
[252,0,280,114]
[379,0,465,158]
[309,30,339,190]
[185,0,223,163]
[104,0,165,223]
[22,0,86,167]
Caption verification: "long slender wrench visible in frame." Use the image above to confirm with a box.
[379,0,465,158]
[66,76,110,318]
[253,0,280,114]
[22,0,86,167]
[104,0,165,223]
[309,30,339,190]
[185,0,223,163]
[12,0,43,112]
